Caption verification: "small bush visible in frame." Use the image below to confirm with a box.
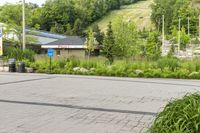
[22,49,35,62]
[4,47,35,61]
[189,72,200,79]
[157,57,180,72]
[149,93,200,133]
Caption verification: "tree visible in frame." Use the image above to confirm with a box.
[65,23,73,35]
[170,26,190,50]
[151,0,176,33]
[30,0,139,34]
[50,22,65,34]
[84,28,98,59]
[151,0,199,35]
[0,3,38,48]
[73,18,83,35]
[146,31,161,60]
[103,22,115,64]
[92,24,104,45]
[180,27,190,49]
[113,17,139,59]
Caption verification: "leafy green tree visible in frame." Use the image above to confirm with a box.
[151,0,176,33]
[0,3,38,48]
[38,0,140,34]
[113,17,139,59]
[151,0,199,35]
[84,28,99,59]
[103,22,115,64]
[28,7,43,30]
[50,23,65,34]
[170,26,190,50]
[180,27,190,49]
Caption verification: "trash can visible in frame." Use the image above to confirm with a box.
[18,62,25,73]
[8,58,16,72]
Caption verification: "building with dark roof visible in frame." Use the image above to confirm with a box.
[0,23,98,57]
[41,36,87,57]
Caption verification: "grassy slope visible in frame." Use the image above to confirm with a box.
[193,0,200,8]
[90,0,153,32]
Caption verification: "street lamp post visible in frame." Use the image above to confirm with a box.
[22,0,26,50]
[162,15,165,54]
[178,17,181,55]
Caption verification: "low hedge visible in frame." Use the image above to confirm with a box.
[23,57,200,79]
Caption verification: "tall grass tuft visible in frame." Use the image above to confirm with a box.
[149,93,200,133]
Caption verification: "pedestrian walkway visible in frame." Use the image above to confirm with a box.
[0,73,199,133]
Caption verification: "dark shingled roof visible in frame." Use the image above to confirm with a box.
[46,36,85,46]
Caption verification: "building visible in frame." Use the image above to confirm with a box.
[29,30,99,57]
[27,29,67,54]
[0,22,99,57]
[41,36,86,57]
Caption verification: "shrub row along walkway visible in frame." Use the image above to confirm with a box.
[0,73,199,133]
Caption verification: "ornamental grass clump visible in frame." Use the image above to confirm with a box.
[149,93,200,133]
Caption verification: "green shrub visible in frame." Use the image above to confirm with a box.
[175,69,189,79]
[144,69,154,78]
[65,58,80,69]
[157,57,180,72]
[149,93,200,133]
[27,57,200,79]
[189,72,200,79]
[4,47,35,61]
[22,49,35,62]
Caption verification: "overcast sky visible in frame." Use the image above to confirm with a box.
[0,0,46,6]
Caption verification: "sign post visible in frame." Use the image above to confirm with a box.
[47,48,54,73]
[0,27,3,57]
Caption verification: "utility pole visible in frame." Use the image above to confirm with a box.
[188,17,190,36]
[22,0,26,50]
[199,15,200,38]
[162,15,165,55]
[178,17,181,55]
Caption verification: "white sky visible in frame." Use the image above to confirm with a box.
[0,0,46,6]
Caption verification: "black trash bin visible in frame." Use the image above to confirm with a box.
[18,62,26,73]
[8,58,16,72]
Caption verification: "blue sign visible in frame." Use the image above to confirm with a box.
[48,48,54,57]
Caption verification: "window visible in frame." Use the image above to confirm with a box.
[56,50,61,56]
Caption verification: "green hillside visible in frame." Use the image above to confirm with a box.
[90,0,153,32]
[193,0,200,8]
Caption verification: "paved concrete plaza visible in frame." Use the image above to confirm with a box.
[0,73,199,133]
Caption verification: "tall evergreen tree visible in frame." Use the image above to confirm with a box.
[73,18,83,35]
[92,24,104,46]
[146,31,161,60]
[103,22,115,64]
[65,23,73,35]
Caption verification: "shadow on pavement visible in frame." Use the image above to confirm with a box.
[0,99,157,116]
[64,76,200,88]
[0,77,53,86]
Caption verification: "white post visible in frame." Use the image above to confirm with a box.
[188,17,190,36]
[162,15,165,56]
[178,18,181,55]
[199,15,200,39]
[22,0,26,50]
[0,27,3,56]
